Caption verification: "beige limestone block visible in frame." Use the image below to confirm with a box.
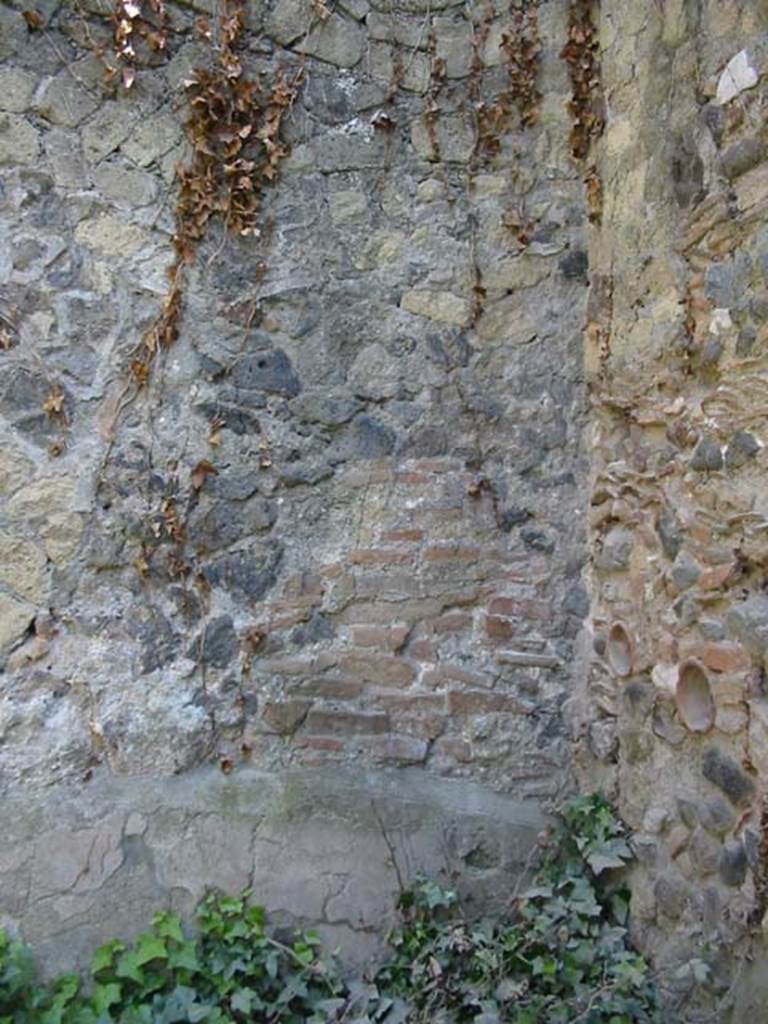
[37,75,99,128]
[483,256,551,294]
[0,68,37,113]
[0,445,35,497]
[8,475,76,520]
[0,537,47,602]
[475,297,538,343]
[329,189,368,223]
[0,114,40,165]
[0,593,35,650]
[81,101,136,164]
[298,13,365,68]
[368,42,430,94]
[42,513,84,567]
[470,173,507,198]
[411,114,475,163]
[401,288,470,327]
[120,111,182,167]
[74,214,151,259]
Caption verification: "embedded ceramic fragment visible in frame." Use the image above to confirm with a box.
[607,622,633,677]
[676,661,715,733]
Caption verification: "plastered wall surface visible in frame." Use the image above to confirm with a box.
[2,0,768,1018]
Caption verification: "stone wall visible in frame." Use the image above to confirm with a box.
[573,1,768,1019]
[3,0,768,1017]
[0,0,589,978]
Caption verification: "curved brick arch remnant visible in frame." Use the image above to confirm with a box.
[0,0,589,977]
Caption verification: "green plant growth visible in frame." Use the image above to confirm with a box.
[0,796,670,1023]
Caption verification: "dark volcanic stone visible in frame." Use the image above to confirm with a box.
[131,611,179,674]
[197,401,262,436]
[559,250,588,280]
[698,797,736,835]
[329,416,397,462]
[203,547,280,601]
[0,368,74,446]
[209,472,260,501]
[189,499,276,553]
[291,613,335,646]
[521,528,555,554]
[719,842,748,887]
[656,508,682,559]
[199,616,237,668]
[690,437,723,471]
[720,138,764,180]
[725,431,760,470]
[231,349,300,396]
[702,747,755,807]
[654,876,689,919]
[562,583,589,618]
[726,595,768,655]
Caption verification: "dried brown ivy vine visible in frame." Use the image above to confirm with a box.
[561,0,605,223]
[129,0,304,390]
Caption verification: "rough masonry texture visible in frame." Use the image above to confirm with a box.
[0,0,767,1019]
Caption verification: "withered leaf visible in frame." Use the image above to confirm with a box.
[42,386,65,417]
[22,9,43,30]
[191,458,218,490]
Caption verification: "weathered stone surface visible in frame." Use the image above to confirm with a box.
[0,445,35,495]
[93,162,158,206]
[200,616,238,668]
[37,75,99,128]
[231,350,301,396]
[347,343,402,400]
[120,111,182,167]
[721,138,765,180]
[701,747,755,807]
[0,594,35,652]
[7,476,77,520]
[81,102,136,162]
[411,113,475,163]
[718,842,748,887]
[400,289,471,326]
[0,537,47,603]
[265,0,312,43]
[726,595,768,656]
[690,436,723,471]
[654,876,690,920]
[0,68,37,113]
[0,114,40,164]
[74,214,153,258]
[697,797,737,836]
[688,827,721,876]
[298,13,365,67]
[716,50,759,106]
[433,14,474,79]
[724,430,760,469]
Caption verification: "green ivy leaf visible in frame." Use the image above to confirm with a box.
[152,913,184,944]
[91,940,126,977]
[134,933,168,966]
